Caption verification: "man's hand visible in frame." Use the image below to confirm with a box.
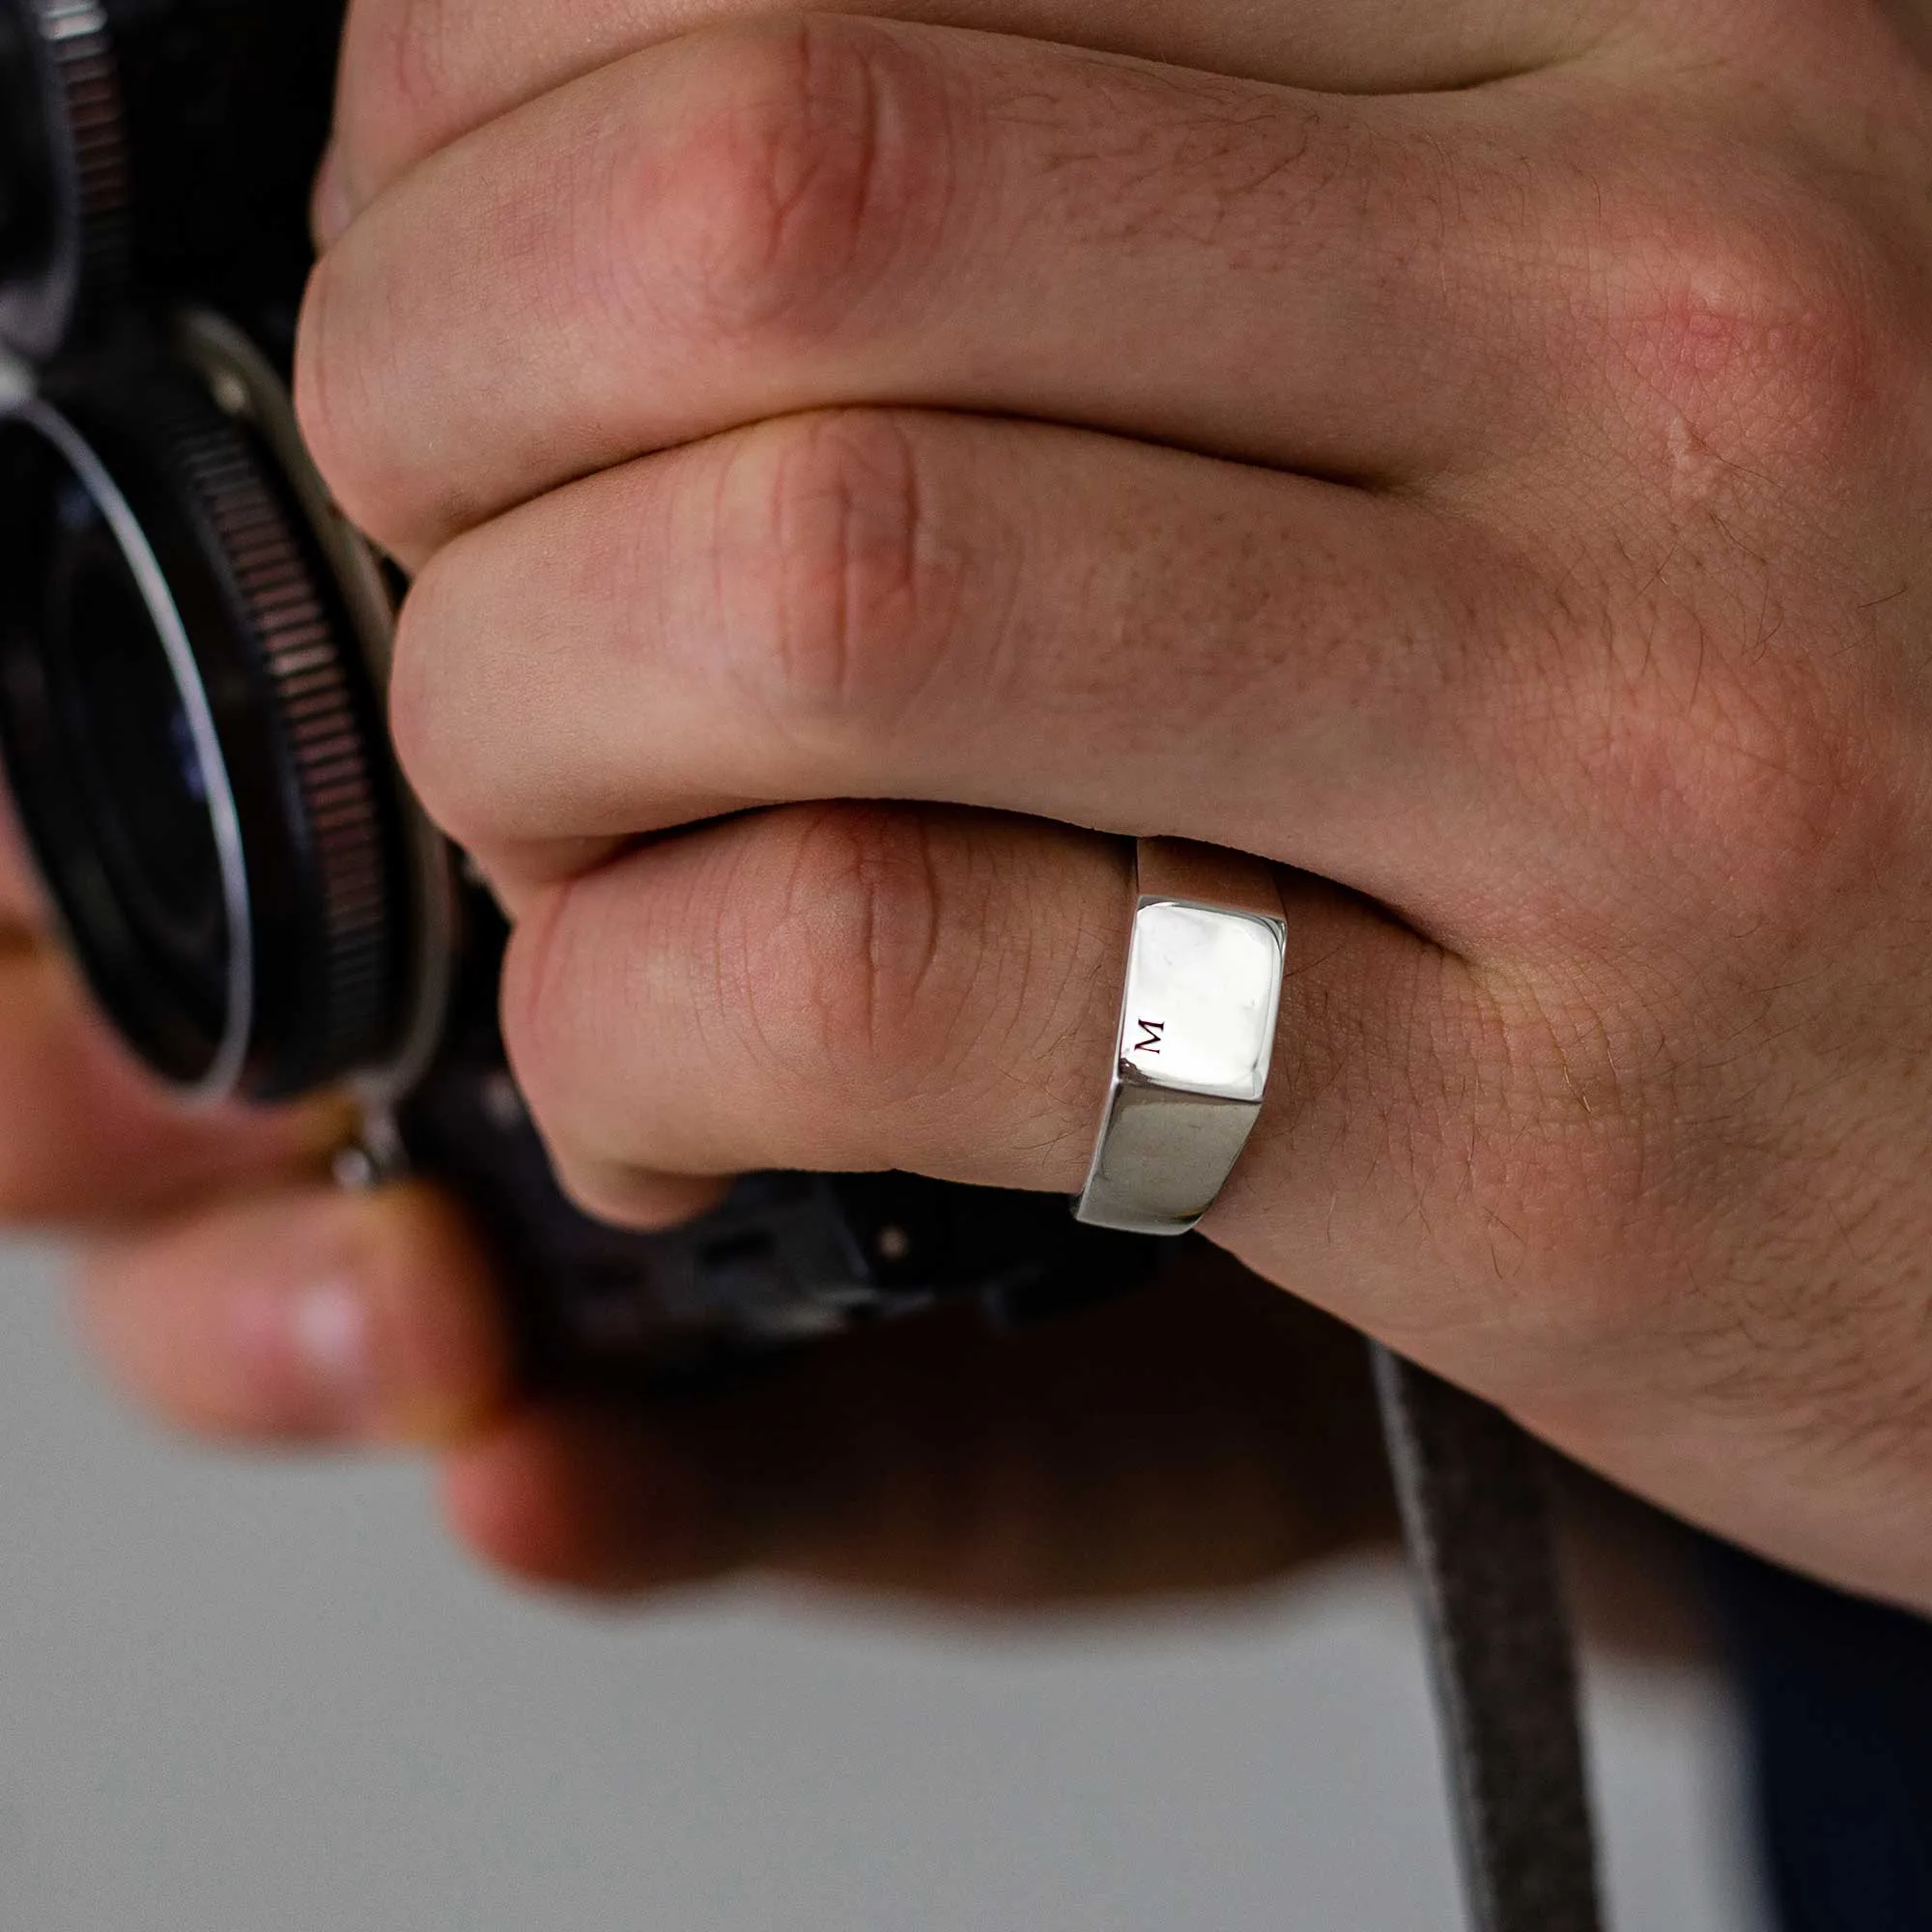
[7,760,1387,1605]
[282,0,1932,1616]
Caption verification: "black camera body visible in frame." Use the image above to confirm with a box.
[0,0,1152,1384]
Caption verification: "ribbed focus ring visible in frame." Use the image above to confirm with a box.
[152,387,397,1080]
[0,0,136,354]
[35,0,131,285]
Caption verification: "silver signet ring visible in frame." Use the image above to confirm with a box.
[1075,839,1287,1237]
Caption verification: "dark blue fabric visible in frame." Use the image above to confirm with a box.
[1702,1540,1932,1930]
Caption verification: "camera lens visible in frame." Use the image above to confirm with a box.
[0,412,238,1081]
[41,457,231,1014]
[0,351,416,1100]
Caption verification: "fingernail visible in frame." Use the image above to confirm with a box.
[235,1270,383,1439]
[291,1272,384,1426]
[311,142,355,249]
[224,1196,509,1446]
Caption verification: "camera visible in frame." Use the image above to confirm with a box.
[0,0,1154,1384]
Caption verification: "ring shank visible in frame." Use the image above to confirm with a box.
[1077,1082,1274,1236]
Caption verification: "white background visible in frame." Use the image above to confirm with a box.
[0,1238,1769,1932]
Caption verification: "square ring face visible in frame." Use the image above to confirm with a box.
[1117,898,1286,1103]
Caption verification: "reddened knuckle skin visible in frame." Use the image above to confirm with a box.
[640,17,954,348]
[1595,643,1915,937]
[1602,182,1906,486]
[1725,708,1916,934]
[721,412,951,738]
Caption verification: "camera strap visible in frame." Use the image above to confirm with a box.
[1371,1347,1605,1932]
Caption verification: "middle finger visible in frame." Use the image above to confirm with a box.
[298,16,1538,563]
[392,408,1540,939]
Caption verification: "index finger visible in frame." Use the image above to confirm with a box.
[325,0,1630,244]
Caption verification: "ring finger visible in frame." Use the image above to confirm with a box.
[497,800,1449,1249]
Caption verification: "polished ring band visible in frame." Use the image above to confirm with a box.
[1075,839,1288,1237]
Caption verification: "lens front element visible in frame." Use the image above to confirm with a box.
[0,398,245,1085]
[42,449,233,1026]
[0,353,414,1100]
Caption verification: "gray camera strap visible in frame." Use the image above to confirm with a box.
[1372,1347,1605,1932]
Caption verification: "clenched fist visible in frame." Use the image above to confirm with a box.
[289,0,1932,1615]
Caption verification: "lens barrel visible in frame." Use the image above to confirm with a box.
[0,344,416,1099]
[0,0,340,359]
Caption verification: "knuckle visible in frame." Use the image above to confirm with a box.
[1528,529,1920,945]
[1601,174,1909,486]
[731,805,970,1095]
[1601,640,1912,936]
[637,16,954,348]
[716,412,960,742]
